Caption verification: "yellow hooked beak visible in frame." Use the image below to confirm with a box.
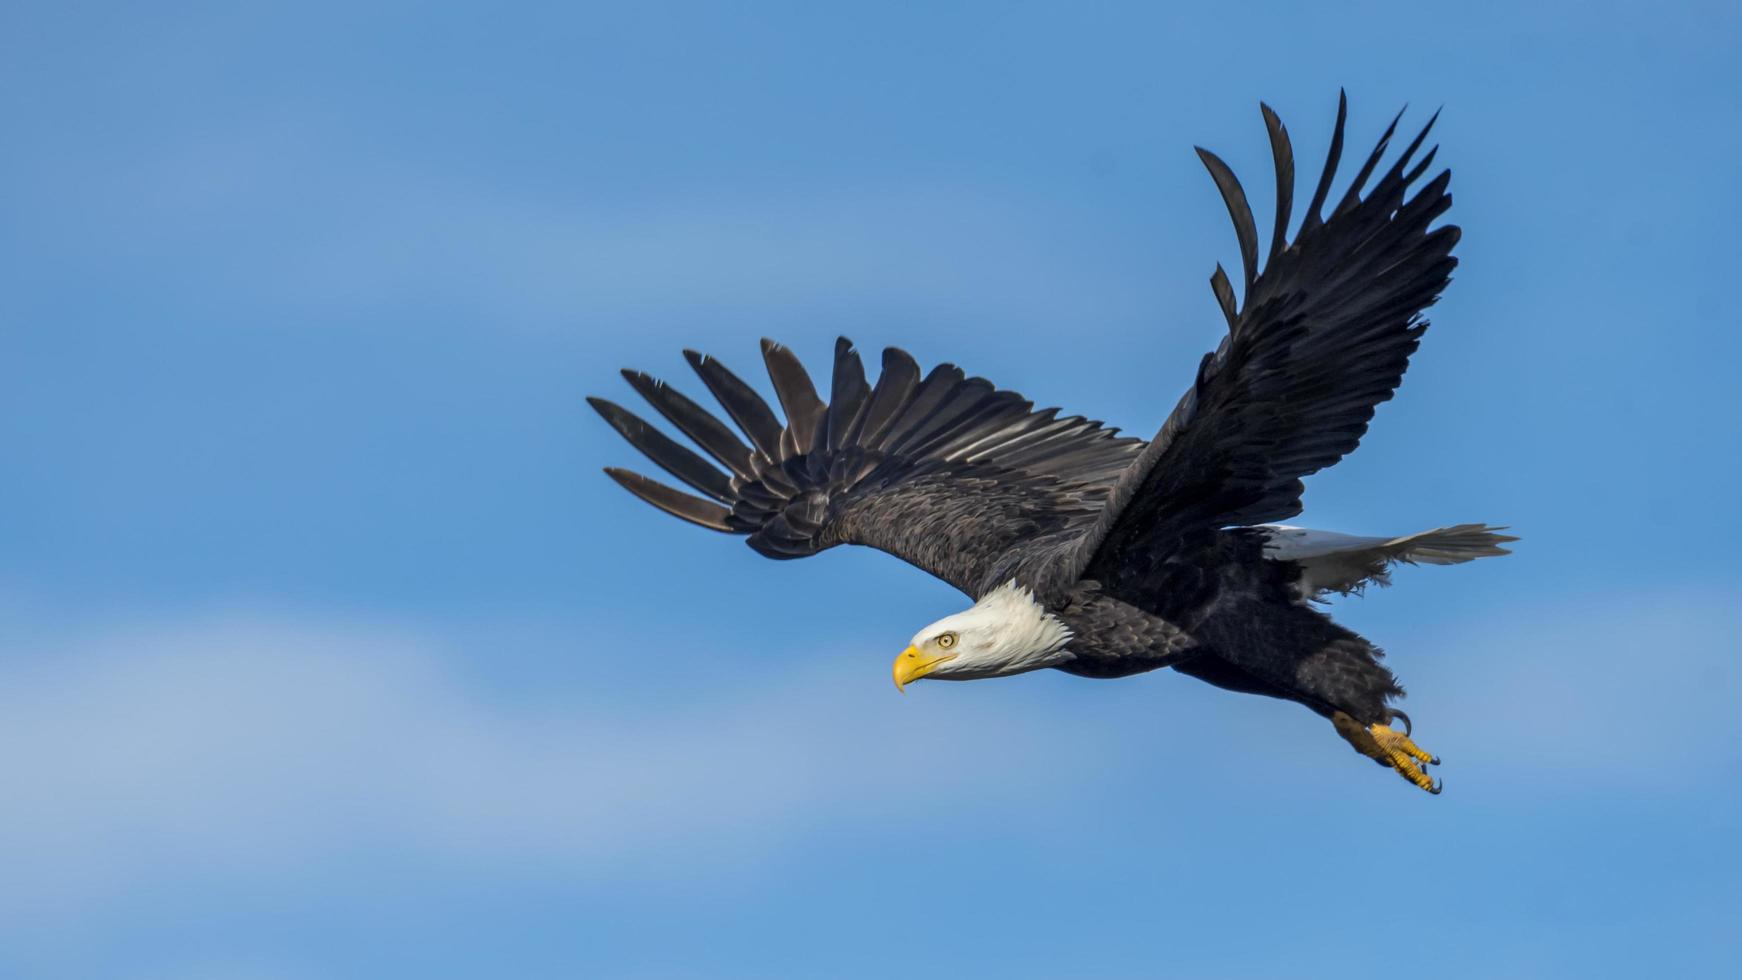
[893,645,956,692]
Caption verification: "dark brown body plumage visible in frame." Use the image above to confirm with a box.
[1054,530,1402,727]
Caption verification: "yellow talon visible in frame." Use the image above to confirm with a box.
[1332,711,1443,794]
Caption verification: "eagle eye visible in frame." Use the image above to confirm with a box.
[936,632,958,649]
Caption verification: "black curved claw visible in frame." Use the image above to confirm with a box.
[1427,777,1444,795]
[1429,754,1442,766]
[1390,708,1413,737]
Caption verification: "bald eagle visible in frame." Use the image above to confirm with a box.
[590,95,1514,794]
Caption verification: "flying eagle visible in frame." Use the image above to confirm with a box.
[590,94,1514,794]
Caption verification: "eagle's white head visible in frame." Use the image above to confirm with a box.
[892,580,1075,689]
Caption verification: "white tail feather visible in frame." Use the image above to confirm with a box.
[1260,523,1517,599]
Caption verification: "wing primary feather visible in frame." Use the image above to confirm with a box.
[1260,102,1295,263]
[887,376,994,456]
[1195,146,1260,291]
[1386,108,1440,183]
[876,363,965,453]
[855,347,922,448]
[1301,89,1348,234]
[603,467,736,531]
[684,350,784,459]
[588,397,734,502]
[945,407,1056,461]
[761,338,826,455]
[1332,105,1405,219]
[1209,263,1238,328]
[900,384,1019,458]
[1403,145,1439,186]
[620,370,756,480]
[826,336,870,452]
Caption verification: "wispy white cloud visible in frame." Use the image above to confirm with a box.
[2,587,1733,927]
[0,610,1128,920]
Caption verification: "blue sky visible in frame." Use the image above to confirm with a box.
[2,1,1739,977]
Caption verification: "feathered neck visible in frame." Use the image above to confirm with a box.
[967,580,1074,671]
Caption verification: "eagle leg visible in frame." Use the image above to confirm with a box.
[1332,710,1442,794]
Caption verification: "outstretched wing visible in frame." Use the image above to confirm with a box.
[592,338,1142,597]
[1069,94,1460,590]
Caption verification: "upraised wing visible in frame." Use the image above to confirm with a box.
[592,338,1142,597]
[1071,94,1460,591]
